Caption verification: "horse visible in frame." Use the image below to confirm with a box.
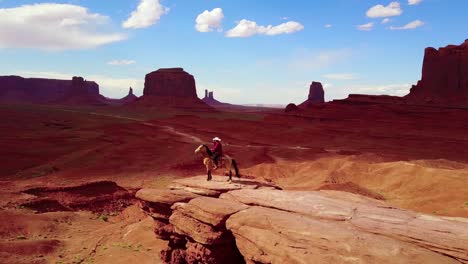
[194,144,240,182]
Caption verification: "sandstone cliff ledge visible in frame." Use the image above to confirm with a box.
[136,176,468,264]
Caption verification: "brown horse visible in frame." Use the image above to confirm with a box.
[194,144,240,182]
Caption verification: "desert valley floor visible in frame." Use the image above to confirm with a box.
[0,101,467,263]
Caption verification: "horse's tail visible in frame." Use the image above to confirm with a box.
[232,159,240,178]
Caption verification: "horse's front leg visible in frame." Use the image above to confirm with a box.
[228,170,232,183]
[207,170,212,181]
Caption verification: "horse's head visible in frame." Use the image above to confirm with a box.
[194,144,212,156]
[195,145,204,154]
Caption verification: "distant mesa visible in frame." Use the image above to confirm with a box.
[57,76,107,105]
[135,68,212,110]
[406,39,468,106]
[299,81,325,107]
[0,75,106,105]
[144,68,197,98]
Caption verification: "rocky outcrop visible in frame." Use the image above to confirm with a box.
[56,77,106,105]
[0,75,103,104]
[202,89,226,106]
[137,176,278,264]
[299,81,325,108]
[406,39,468,106]
[136,176,468,264]
[120,87,138,104]
[284,103,299,112]
[144,68,197,98]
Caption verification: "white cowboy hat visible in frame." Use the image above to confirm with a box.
[212,137,221,142]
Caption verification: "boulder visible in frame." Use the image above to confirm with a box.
[284,103,299,112]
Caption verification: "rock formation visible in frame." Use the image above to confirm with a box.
[284,103,299,112]
[56,76,106,105]
[406,39,468,105]
[136,175,468,264]
[135,68,211,110]
[299,81,325,107]
[144,68,197,98]
[202,89,224,106]
[120,87,138,104]
[0,75,103,104]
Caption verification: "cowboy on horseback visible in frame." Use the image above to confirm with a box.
[211,137,223,169]
[194,140,239,182]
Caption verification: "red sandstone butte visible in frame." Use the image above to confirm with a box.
[144,68,197,98]
[299,81,325,107]
[406,39,468,106]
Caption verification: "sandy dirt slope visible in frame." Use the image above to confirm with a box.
[244,154,468,217]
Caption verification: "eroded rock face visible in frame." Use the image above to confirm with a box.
[144,68,197,98]
[136,176,468,264]
[406,40,468,105]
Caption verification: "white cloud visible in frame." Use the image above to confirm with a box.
[357,22,374,31]
[225,19,304,38]
[350,83,411,96]
[366,2,403,18]
[16,71,143,98]
[323,73,357,80]
[408,0,423,5]
[195,8,224,32]
[280,17,290,20]
[390,20,424,30]
[289,49,352,71]
[122,0,169,29]
[324,24,332,28]
[381,18,391,24]
[107,60,136,66]
[0,3,126,50]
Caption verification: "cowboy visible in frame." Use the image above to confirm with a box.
[211,137,223,169]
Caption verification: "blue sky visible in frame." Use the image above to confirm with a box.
[0,0,467,104]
